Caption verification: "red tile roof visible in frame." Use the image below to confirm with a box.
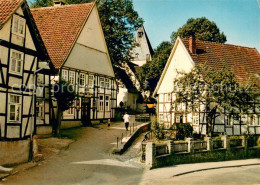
[0,0,23,28]
[182,38,260,83]
[31,3,95,68]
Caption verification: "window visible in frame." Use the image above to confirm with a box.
[62,70,68,81]
[105,96,110,111]
[175,114,183,123]
[79,73,85,86]
[10,50,23,74]
[105,79,110,89]
[193,113,199,125]
[37,74,44,84]
[65,101,74,115]
[8,94,21,122]
[69,71,75,84]
[100,77,105,88]
[257,115,260,126]
[138,31,143,38]
[12,15,25,36]
[99,95,104,111]
[36,100,44,121]
[88,75,94,88]
[249,115,256,126]
[226,114,237,126]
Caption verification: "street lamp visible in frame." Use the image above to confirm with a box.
[30,62,50,160]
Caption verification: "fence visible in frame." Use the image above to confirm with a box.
[135,114,150,122]
[143,135,260,168]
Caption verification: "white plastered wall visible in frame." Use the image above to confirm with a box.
[64,7,114,77]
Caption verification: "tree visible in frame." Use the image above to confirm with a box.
[53,80,76,136]
[31,0,143,67]
[173,64,258,136]
[138,41,172,93]
[171,17,227,44]
[30,0,53,7]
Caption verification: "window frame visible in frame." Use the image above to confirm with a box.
[105,95,110,111]
[12,15,25,37]
[105,78,110,89]
[8,94,22,123]
[69,71,75,85]
[193,113,199,125]
[9,49,24,75]
[100,77,105,88]
[61,70,68,81]
[99,95,104,112]
[88,75,94,88]
[64,101,74,115]
[79,73,85,86]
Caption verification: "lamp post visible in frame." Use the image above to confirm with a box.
[30,63,49,160]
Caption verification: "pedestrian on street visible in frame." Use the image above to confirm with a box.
[123,112,130,131]
[107,119,111,128]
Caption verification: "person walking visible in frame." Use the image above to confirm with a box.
[123,112,130,131]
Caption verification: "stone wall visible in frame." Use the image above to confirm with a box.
[145,135,260,169]
[0,139,30,166]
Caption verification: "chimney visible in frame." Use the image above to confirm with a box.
[189,36,196,54]
[53,0,65,7]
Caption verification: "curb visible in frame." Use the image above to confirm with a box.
[172,162,260,177]
[112,122,150,155]
[0,162,39,181]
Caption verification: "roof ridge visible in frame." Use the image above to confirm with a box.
[181,37,257,50]
[31,2,94,10]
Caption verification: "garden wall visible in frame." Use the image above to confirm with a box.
[145,136,260,169]
[0,139,30,166]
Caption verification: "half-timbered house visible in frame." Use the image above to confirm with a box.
[0,0,54,140]
[153,36,260,135]
[31,2,117,127]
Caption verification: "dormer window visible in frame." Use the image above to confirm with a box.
[12,15,25,37]
[138,31,143,38]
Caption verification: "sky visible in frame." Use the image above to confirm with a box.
[132,0,260,51]
[28,0,259,51]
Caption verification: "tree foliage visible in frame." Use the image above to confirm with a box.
[138,17,227,95]
[53,79,76,136]
[138,41,172,93]
[173,64,259,136]
[31,0,143,67]
[171,17,227,44]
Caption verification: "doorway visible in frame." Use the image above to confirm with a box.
[81,97,91,126]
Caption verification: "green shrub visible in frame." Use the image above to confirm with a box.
[151,115,165,140]
[174,123,193,140]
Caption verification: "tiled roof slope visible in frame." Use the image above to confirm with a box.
[31,3,94,68]
[182,38,260,83]
[0,0,23,28]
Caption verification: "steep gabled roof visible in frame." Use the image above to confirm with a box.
[142,26,154,56]
[0,0,23,29]
[0,0,55,71]
[153,37,260,96]
[31,3,95,68]
[181,38,260,82]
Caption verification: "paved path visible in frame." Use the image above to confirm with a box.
[141,159,260,185]
[1,122,260,185]
[2,122,145,185]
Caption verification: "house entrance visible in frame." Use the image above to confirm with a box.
[81,97,91,126]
